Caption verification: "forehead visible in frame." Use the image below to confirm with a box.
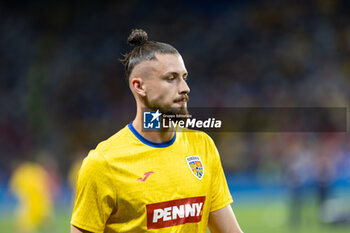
[152,53,187,74]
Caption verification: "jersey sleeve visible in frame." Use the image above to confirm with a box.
[71,150,117,232]
[207,136,233,212]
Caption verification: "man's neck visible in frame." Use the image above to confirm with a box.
[132,112,175,143]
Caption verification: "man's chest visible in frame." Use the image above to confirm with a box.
[112,149,212,200]
[108,149,213,227]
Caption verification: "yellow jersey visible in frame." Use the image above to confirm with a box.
[71,123,232,232]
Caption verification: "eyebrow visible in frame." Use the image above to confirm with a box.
[162,71,188,77]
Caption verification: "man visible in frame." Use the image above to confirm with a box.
[71,29,243,233]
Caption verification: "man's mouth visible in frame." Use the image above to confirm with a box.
[174,95,189,104]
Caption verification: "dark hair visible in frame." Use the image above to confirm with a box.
[120,29,179,80]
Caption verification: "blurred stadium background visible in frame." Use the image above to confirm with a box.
[1,0,350,232]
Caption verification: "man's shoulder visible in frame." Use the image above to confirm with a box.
[94,124,132,154]
[178,127,215,145]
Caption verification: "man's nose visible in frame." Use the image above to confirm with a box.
[179,79,190,94]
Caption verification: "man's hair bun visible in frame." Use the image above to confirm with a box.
[127,29,148,46]
[120,28,178,80]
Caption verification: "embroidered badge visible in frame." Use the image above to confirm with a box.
[186,156,204,180]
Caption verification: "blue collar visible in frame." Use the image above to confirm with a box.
[128,122,176,148]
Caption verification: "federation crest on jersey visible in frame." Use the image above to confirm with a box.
[186,156,204,180]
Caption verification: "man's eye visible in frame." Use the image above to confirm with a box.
[167,76,175,80]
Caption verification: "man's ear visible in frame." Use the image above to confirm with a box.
[130,77,146,97]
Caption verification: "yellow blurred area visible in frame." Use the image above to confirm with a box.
[10,162,53,232]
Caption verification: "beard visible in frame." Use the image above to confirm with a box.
[145,97,190,123]
[161,106,190,127]
[162,106,189,116]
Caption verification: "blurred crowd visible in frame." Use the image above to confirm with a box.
[1,0,350,205]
